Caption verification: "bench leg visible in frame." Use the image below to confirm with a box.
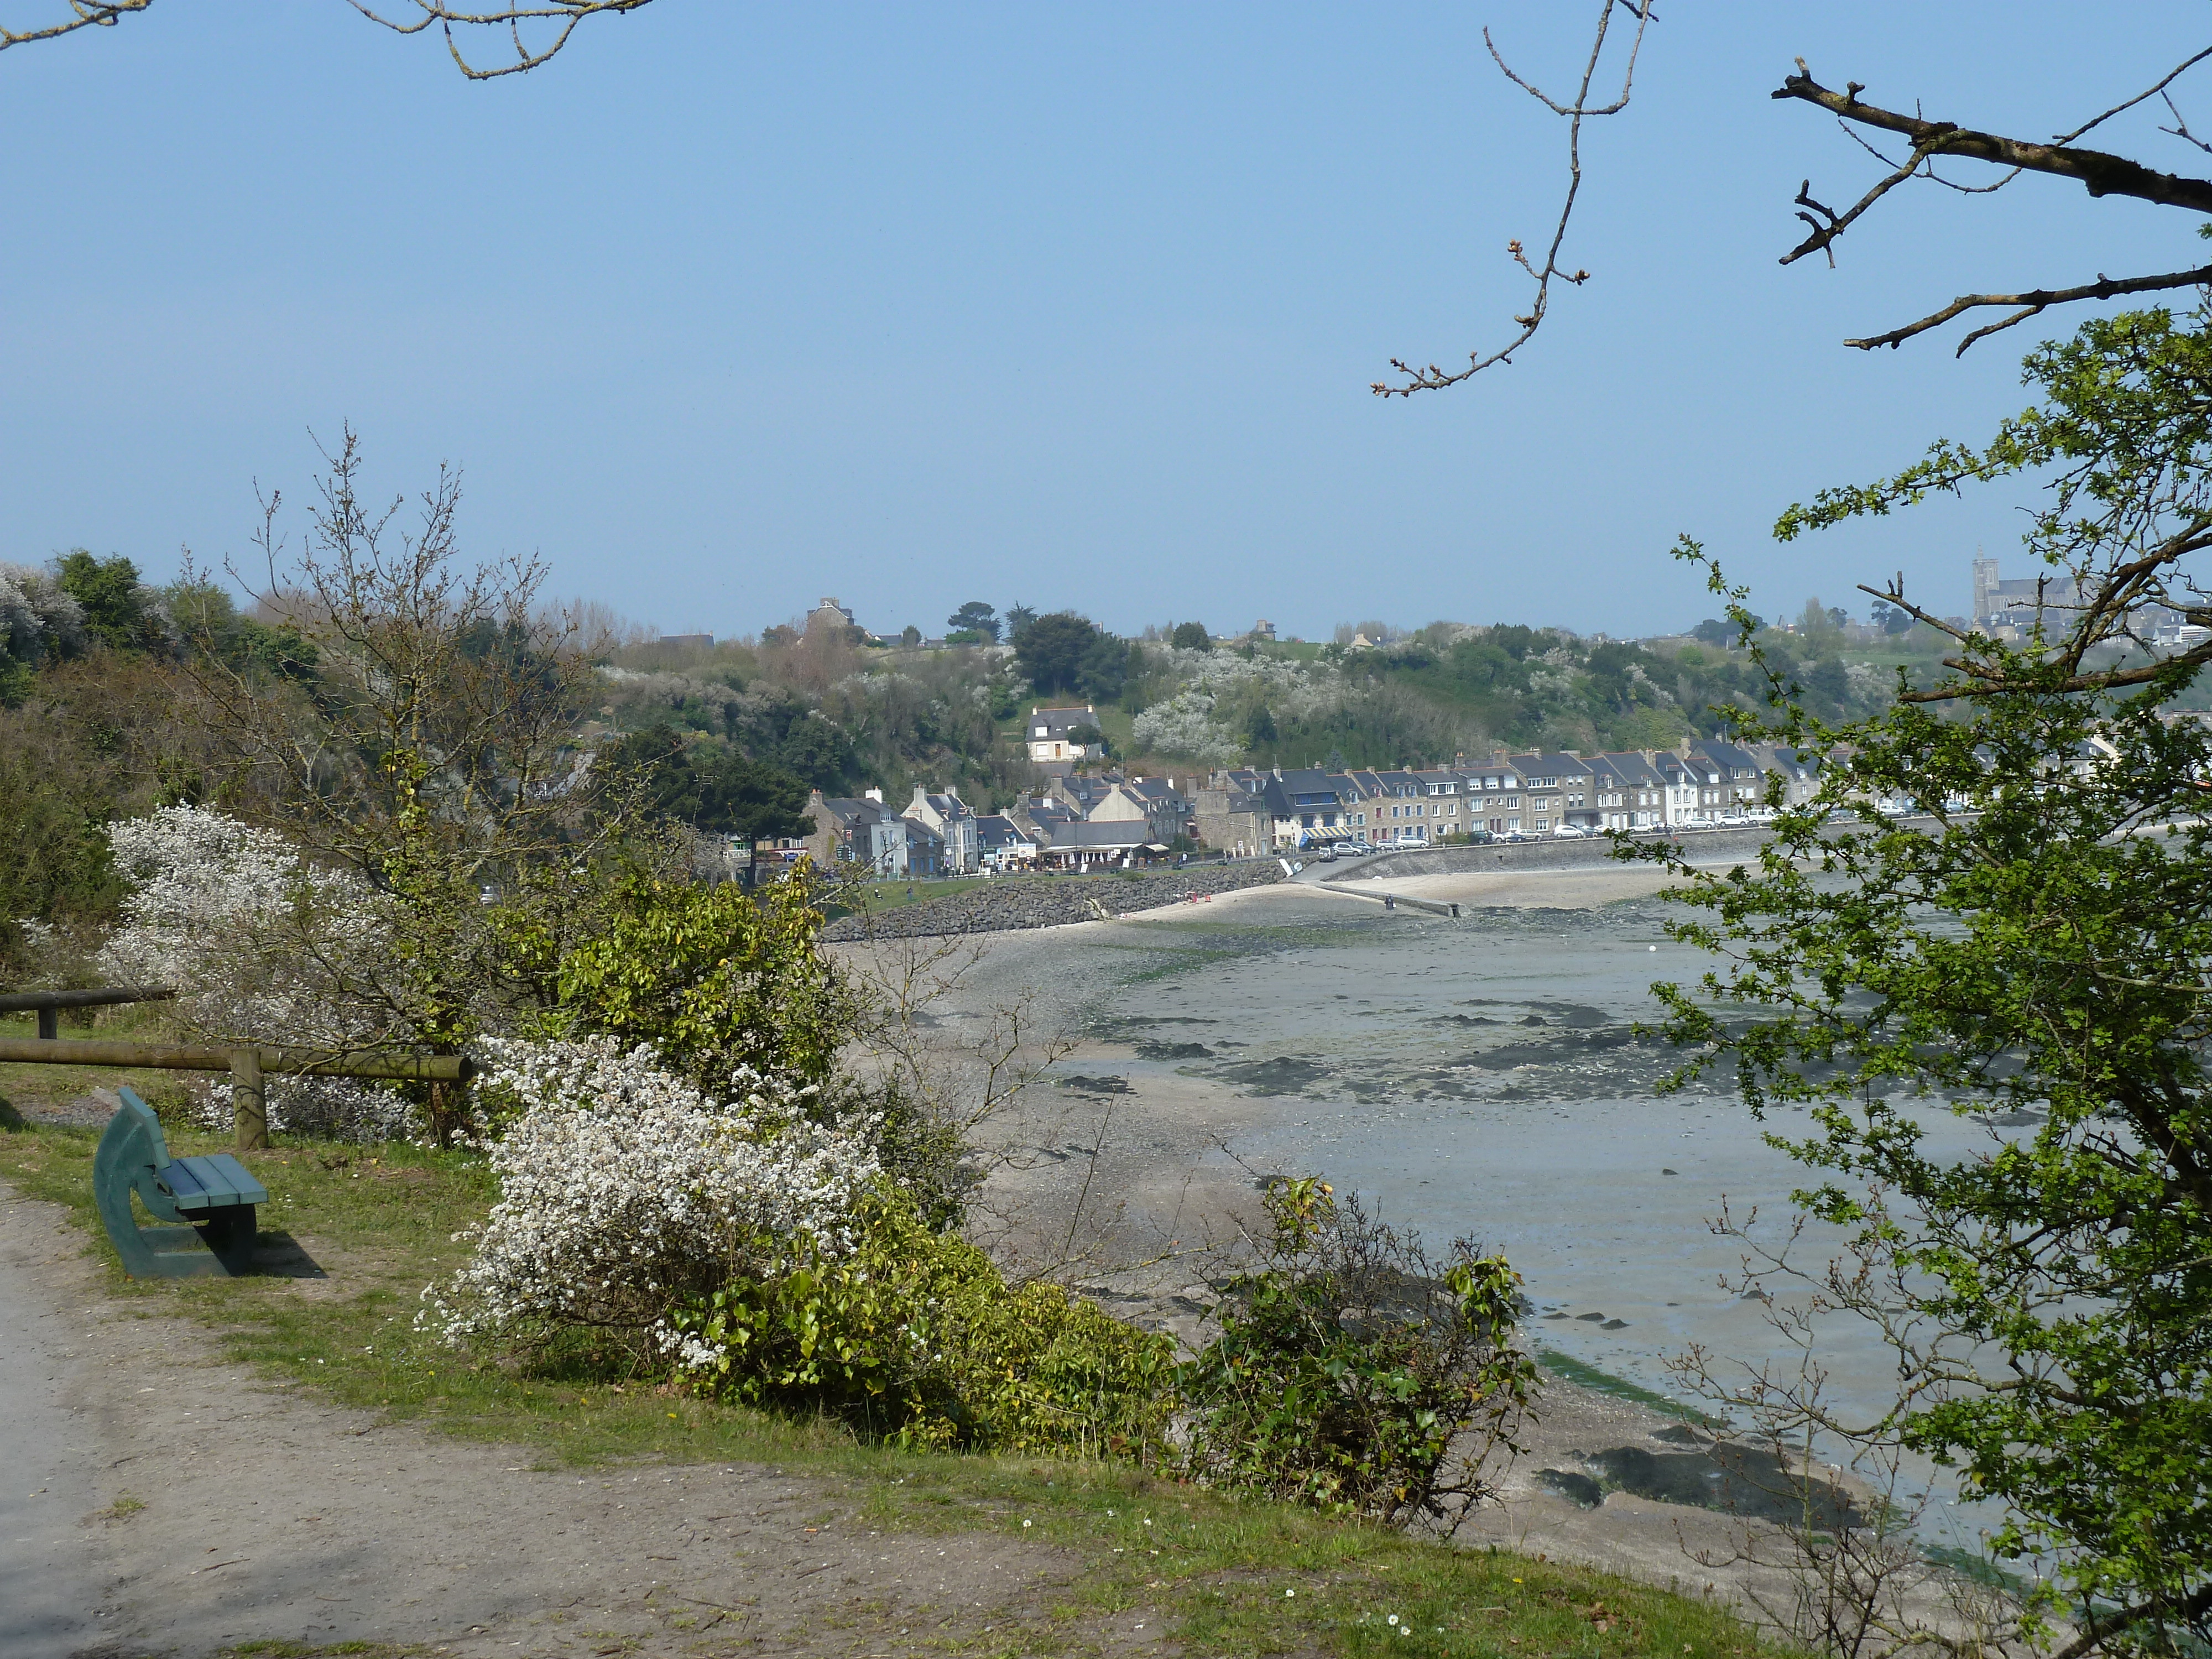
[197,1204,259,1275]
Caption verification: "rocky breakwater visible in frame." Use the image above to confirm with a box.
[822,862,1285,941]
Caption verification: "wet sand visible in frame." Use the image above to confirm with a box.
[1349,864,1685,908]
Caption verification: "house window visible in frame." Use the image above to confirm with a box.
[1536,817,1550,831]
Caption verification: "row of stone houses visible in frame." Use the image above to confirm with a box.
[801,785,983,878]
[1197,739,1821,852]
[798,740,1819,874]
[802,773,1202,877]
[1000,773,1197,870]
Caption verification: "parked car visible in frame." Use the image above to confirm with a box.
[1551,824,1589,839]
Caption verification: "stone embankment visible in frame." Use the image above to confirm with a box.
[821,860,1286,941]
[1327,826,1779,881]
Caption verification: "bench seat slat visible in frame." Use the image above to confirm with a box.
[164,1153,269,1211]
[161,1159,209,1201]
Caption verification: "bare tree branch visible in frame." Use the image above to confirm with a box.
[346,0,655,79]
[0,1,149,50]
[1773,62,2212,216]
[2054,43,2212,148]
[1849,263,2212,356]
[1371,1,1652,398]
[0,1,651,74]
[1773,54,2212,353]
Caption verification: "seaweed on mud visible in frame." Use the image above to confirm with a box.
[1523,1000,1611,1027]
[1536,1468,1605,1508]
[1583,1444,1863,1528]
[1058,1074,1133,1094]
[1135,1041,1213,1061]
[1214,1056,1334,1096]
[1458,1031,1638,1070]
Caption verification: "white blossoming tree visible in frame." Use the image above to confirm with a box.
[98,805,415,1139]
[424,1037,882,1356]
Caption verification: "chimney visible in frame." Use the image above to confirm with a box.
[864,787,884,802]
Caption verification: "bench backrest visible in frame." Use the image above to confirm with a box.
[94,1088,186,1233]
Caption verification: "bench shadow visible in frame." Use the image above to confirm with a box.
[248,1229,327,1279]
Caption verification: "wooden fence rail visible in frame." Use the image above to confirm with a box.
[0,1037,473,1149]
[0,987,175,1040]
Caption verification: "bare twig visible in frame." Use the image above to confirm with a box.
[346,0,654,79]
[1373,1,1652,397]
[1847,263,2212,357]
[0,1,651,74]
[0,1,149,50]
[2157,91,2212,156]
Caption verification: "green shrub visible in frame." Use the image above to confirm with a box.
[1176,1177,1536,1531]
[668,1188,1177,1457]
[500,861,860,1099]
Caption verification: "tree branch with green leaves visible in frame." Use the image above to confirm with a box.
[1640,307,2212,1646]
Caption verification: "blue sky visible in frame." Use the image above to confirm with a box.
[2,3,2204,640]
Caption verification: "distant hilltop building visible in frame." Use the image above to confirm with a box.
[659,633,712,649]
[1249,619,1276,641]
[1973,554,2081,630]
[1969,551,2200,643]
[807,597,856,634]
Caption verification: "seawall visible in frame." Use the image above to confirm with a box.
[1325,827,1778,882]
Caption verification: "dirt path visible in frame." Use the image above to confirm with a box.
[0,1181,1165,1659]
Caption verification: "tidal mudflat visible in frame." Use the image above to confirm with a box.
[869,869,1999,1452]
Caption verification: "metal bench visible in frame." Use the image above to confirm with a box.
[92,1087,268,1277]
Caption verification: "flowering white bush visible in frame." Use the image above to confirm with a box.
[422,1037,881,1355]
[98,806,405,1140]
[0,561,86,665]
[1130,696,1245,763]
[1132,650,1342,761]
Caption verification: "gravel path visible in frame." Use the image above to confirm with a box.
[0,1181,1159,1658]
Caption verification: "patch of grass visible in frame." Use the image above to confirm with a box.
[0,1121,1788,1658]
[96,1491,147,1521]
[843,875,979,911]
[1537,1349,1724,1427]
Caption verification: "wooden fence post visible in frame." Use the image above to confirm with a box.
[230,1048,267,1150]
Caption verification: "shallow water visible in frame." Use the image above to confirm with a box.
[1076,888,2002,1520]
